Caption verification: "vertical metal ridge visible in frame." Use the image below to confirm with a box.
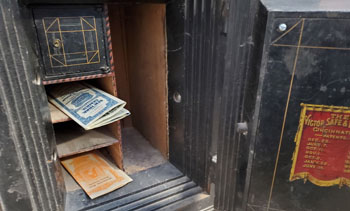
[215,0,231,205]
[223,0,250,209]
[201,0,216,188]
[204,0,219,187]
[167,0,219,191]
[190,0,198,182]
[0,21,40,211]
[184,0,194,178]
[215,0,243,206]
[0,3,47,210]
[0,1,64,210]
[183,0,218,188]
[192,0,202,183]
[200,0,213,187]
[11,5,64,210]
[214,0,264,210]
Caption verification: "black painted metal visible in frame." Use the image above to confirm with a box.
[243,3,350,211]
[0,0,65,210]
[22,0,165,5]
[167,0,218,189]
[166,0,186,175]
[214,0,267,210]
[33,5,111,81]
[7,0,350,210]
[215,0,350,211]
[64,162,200,211]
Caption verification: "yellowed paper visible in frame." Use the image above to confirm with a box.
[61,151,132,199]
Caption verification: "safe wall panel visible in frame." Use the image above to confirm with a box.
[247,16,350,211]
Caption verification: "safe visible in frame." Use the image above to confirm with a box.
[2,0,350,211]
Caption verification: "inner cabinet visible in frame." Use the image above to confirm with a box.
[35,3,170,202]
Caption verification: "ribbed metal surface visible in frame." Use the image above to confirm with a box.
[88,176,201,211]
[63,161,204,211]
[201,205,215,211]
[66,173,202,211]
[167,0,221,189]
[0,1,64,210]
[214,0,263,210]
[183,0,214,188]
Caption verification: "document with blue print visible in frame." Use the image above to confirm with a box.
[48,82,130,130]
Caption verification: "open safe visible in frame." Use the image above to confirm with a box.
[4,0,350,211]
[37,3,179,209]
[0,0,220,210]
[31,1,214,211]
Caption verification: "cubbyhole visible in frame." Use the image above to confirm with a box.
[44,3,168,197]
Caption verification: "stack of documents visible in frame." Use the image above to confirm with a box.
[48,82,130,130]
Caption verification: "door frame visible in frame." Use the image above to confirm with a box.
[0,0,219,210]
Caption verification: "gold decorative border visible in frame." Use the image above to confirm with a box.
[266,18,305,211]
[290,103,350,187]
[267,17,350,210]
[42,16,100,68]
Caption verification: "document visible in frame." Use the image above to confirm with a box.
[61,151,132,199]
[48,82,130,130]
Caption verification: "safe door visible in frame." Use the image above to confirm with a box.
[218,1,350,211]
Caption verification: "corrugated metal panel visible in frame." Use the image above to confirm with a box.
[0,1,64,210]
[167,0,220,189]
[214,0,264,210]
[183,0,214,187]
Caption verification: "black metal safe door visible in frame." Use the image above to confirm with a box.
[248,18,350,210]
[216,1,350,211]
[33,6,111,82]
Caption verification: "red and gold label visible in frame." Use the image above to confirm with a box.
[290,103,350,187]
